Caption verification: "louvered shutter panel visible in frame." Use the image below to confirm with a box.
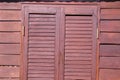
[23,6,60,80]
[63,6,97,80]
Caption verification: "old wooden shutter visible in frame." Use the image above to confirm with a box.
[60,6,97,80]
[23,6,60,80]
[23,5,97,80]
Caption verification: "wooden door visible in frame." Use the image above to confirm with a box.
[23,5,97,80]
[23,6,61,80]
[59,6,98,80]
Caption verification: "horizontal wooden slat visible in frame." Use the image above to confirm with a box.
[65,53,92,57]
[28,73,54,78]
[65,46,92,50]
[29,40,54,44]
[29,26,55,29]
[29,52,54,55]
[65,65,92,69]
[29,63,54,67]
[28,55,54,59]
[28,70,54,74]
[29,33,55,37]
[0,32,20,43]
[65,60,91,65]
[29,37,55,40]
[0,66,19,77]
[0,78,19,80]
[100,57,120,69]
[66,16,92,20]
[65,56,92,60]
[30,14,55,18]
[30,22,55,25]
[65,38,92,42]
[65,76,91,80]
[29,48,54,52]
[65,72,91,76]
[66,27,92,31]
[66,20,92,24]
[29,43,54,48]
[0,3,21,10]
[28,78,54,80]
[101,21,120,32]
[29,29,55,33]
[0,22,21,31]
[100,33,120,44]
[99,69,120,80]
[101,9,120,19]
[66,30,92,35]
[0,10,21,20]
[100,45,120,57]
[65,68,91,72]
[66,24,92,27]
[65,49,92,53]
[0,44,20,54]
[28,66,54,71]
[100,2,120,8]
[29,17,55,22]
[0,55,20,65]
[65,41,92,46]
[29,59,54,63]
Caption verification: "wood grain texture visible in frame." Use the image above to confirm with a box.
[0,66,19,77]
[0,3,21,10]
[0,55,20,65]
[0,79,19,80]
[100,57,120,69]
[100,45,120,57]
[0,10,21,20]
[99,69,120,80]
[100,33,120,44]
[24,6,61,80]
[101,21,120,32]
[0,44,20,54]
[100,2,120,8]
[0,32,20,43]
[0,22,21,31]
[64,14,95,80]
[101,9,120,19]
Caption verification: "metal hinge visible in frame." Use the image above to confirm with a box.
[96,28,99,39]
[22,25,25,36]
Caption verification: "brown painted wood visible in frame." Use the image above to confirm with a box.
[100,57,120,69]
[0,3,21,10]
[100,45,120,57]
[0,32,20,43]
[0,55,20,65]
[100,33,120,44]
[101,21,120,32]
[0,66,19,77]
[0,22,21,31]
[0,79,19,80]
[100,2,120,8]
[0,10,21,20]
[0,44,20,55]
[64,6,97,80]
[99,69,120,80]
[23,6,61,80]
[101,9,120,19]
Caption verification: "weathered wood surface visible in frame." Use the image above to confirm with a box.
[99,69,120,80]
[100,45,120,57]
[0,3,21,80]
[100,57,120,69]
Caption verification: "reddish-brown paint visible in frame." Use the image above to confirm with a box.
[0,2,120,80]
